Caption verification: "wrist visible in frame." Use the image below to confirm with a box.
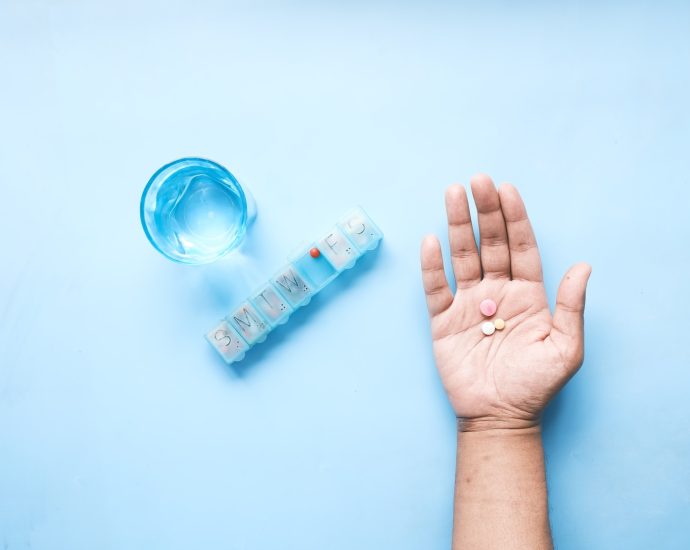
[457,416,541,433]
[457,422,543,452]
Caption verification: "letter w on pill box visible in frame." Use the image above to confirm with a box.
[206,206,383,363]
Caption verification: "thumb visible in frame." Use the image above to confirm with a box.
[551,263,592,358]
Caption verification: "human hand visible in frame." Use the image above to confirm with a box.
[421,174,591,431]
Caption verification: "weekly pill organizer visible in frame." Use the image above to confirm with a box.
[206,206,383,363]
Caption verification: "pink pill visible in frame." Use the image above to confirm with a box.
[479,299,497,317]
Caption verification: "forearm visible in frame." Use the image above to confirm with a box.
[452,424,552,550]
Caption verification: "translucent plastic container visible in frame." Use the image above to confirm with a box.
[140,158,256,264]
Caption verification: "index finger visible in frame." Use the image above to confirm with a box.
[498,183,543,282]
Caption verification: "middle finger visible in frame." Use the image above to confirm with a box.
[470,173,511,279]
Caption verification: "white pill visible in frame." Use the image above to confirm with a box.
[481,321,496,336]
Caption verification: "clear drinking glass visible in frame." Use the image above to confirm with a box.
[140,158,256,264]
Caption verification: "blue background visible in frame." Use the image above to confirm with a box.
[1,1,689,548]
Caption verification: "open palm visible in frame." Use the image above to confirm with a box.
[421,175,591,430]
